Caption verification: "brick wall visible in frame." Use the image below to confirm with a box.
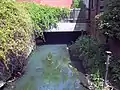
[16,0,72,8]
[17,0,41,3]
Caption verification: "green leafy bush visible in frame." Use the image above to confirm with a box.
[21,2,70,31]
[109,56,120,89]
[69,36,106,71]
[72,0,80,8]
[0,0,70,81]
[69,36,120,89]
[0,0,34,80]
[69,36,106,89]
[97,0,120,40]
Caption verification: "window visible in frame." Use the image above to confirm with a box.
[100,6,104,9]
[100,6,104,12]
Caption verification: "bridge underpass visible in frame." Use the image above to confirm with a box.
[36,22,87,44]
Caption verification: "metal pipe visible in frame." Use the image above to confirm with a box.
[104,51,112,87]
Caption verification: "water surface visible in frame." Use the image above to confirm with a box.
[12,45,86,90]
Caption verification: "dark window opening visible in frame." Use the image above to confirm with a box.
[100,6,104,9]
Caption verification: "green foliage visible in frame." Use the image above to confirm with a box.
[108,56,120,88]
[0,0,35,81]
[0,0,69,81]
[69,36,106,89]
[90,70,104,90]
[70,36,120,89]
[70,36,106,71]
[0,0,33,66]
[21,2,70,31]
[97,0,120,40]
[72,0,80,8]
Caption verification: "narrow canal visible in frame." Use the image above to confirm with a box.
[6,44,88,90]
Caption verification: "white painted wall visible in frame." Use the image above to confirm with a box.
[45,22,86,32]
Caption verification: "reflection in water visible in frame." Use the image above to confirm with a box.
[12,45,85,90]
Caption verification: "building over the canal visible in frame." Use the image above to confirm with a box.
[16,0,72,8]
